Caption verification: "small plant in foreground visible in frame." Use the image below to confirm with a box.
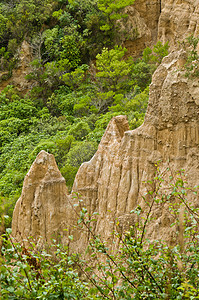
[0,165,199,299]
[0,232,92,299]
[182,35,199,78]
[71,165,199,299]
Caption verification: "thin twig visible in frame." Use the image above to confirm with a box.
[8,234,32,291]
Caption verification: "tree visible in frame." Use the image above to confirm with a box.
[98,0,135,31]
[142,41,169,64]
[90,46,132,112]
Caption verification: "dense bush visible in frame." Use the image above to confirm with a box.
[181,35,199,78]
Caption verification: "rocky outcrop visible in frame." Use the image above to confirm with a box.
[124,0,199,56]
[158,0,199,48]
[12,151,70,246]
[11,0,199,247]
[12,50,199,247]
[122,0,161,56]
[0,41,32,93]
[72,52,199,243]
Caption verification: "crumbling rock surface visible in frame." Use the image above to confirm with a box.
[125,0,199,56]
[158,0,199,48]
[72,50,199,244]
[122,0,161,57]
[12,50,199,247]
[0,41,32,93]
[12,151,70,246]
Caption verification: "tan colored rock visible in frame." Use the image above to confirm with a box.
[12,49,199,247]
[124,0,199,56]
[122,0,161,57]
[158,0,199,49]
[12,41,32,92]
[0,41,32,93]
[12,150,71,246]
[72,50,199,244]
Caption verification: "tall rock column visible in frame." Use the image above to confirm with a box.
[12,151,71,246]
[72,49,199,244]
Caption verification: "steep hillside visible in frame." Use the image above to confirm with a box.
[1,1,199,298]
[12,48,199,249]
[11,0,199,249]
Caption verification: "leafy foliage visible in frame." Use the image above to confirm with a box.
[98,0,135,32]
[181,35,199,78]
[0,233,92,299]
[1,168,199,299]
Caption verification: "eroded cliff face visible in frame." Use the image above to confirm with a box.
[0,41,32,93]
[12,49,199,248]
[158,0,199,48]
[122,0,199,55]
[11,1,199,248]
[121,0,161,56]
[72,50,199,245]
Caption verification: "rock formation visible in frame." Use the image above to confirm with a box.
[12,151,70,246]
[121,0,161,56]
[12,49,199,247]
[11,1,199,248]
[122,0,199,56]
[158,0,199,48]
[0,41,32,93]
[72,50,199,244]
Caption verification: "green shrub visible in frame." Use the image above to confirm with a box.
[29,140,57,161]
[1,167,199,299]
[60,164,79,191]
[182,35,199,78]
[54,135,75,165]
[67,121,91,140]
[66,141,98,168]
[0,233,92,299]
[60,140,98,189]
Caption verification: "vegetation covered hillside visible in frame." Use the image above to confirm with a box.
[1,1,199,299]
[0,0,168,228]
